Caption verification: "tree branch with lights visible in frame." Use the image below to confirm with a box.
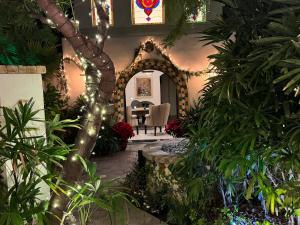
[35,0,115,223]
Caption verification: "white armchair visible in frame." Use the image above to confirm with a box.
[126,106,139,134]
[144,103,171,136]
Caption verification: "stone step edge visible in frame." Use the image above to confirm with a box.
[0,65,46,74]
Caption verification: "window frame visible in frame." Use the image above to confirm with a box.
[131,0,165,25]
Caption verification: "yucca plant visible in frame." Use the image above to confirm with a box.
[0,100,129,225]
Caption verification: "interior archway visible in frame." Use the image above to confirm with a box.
[113,58,189,121]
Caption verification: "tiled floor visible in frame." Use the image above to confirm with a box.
[90,142,168,225]
[130,128,173,142]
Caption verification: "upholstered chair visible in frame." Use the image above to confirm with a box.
[126,106,139,134]
[144,103,171,136]
[131,100,142,109]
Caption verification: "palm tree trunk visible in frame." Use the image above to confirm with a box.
[36,0,115,224]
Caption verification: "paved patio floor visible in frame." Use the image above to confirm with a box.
[89,142,168,225]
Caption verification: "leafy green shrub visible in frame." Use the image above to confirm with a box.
[93,118,120,156]
[0,100,129,224]
[0,0,61,73]
[177,0,300,222]
[43,84,68,121]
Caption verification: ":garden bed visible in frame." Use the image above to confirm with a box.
[124,141,290,225]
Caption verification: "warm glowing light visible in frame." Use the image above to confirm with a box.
[88,127,96,136]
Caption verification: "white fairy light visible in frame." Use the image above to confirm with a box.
[53,200,60,209]
[67,190,72,196]
[101,109,106,114]
[71,155,77,161]
[80,139,85,144]
[88,127,96,136]
[96,34,103,43]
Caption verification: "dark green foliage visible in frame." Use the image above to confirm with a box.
[0,99,76,224]
[167,156,223,224]
[179,0,300,219]
[0,100,129,224]
[93,117,120,156]
[0,0,61,74]
[124,151,149,194]
[124,151,172,221]
[44,84,69,121]
[57,96,86,144]
[164,0,206,46]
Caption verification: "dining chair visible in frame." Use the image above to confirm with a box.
[126,106,139,134]
[144,103,171,136]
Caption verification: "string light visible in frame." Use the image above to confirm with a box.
[71,155,77,161]
[120,39,207,77]
[53,200,60,209]
[88,127,96,136]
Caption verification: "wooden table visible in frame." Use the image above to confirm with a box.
[132,107,149,124]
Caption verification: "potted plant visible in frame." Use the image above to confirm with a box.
[112,122,135,151]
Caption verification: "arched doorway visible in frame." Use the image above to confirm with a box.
[114,58,189,121]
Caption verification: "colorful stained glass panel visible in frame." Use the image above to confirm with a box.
[132,0,164,25]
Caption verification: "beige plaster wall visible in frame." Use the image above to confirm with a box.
[0,71,49,201]
[62,34,218,106]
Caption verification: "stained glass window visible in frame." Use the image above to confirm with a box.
[131,0,164,25]
[188,3,206,23]
[91,0,113,26]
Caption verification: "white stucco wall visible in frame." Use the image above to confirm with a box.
[125,70,163,107]
[0,72,49,201]
[0,73,46,134]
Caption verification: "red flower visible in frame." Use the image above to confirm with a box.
[165,119,184,138]
[112,122,135,141]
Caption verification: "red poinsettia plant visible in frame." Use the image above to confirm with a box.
[112,122,135,141]
[165,119,185,138]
